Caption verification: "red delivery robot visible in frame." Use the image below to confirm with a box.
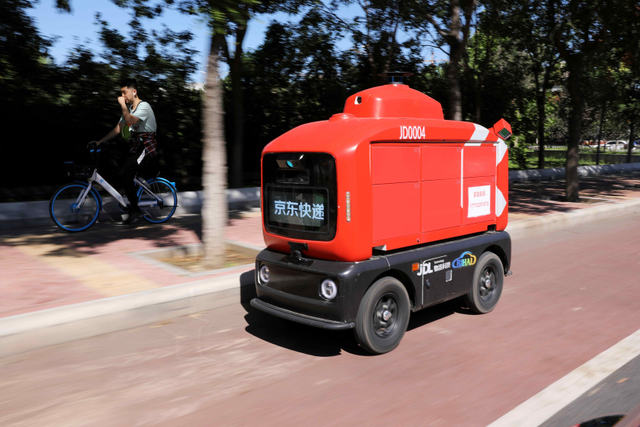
[251,72,513,354]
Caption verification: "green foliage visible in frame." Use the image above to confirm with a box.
[234,18,356,175]
[509,138,529,170]
[0,0,202,190]
[0,0,66,188]
[55,0,71,12]
[3,0,640,194]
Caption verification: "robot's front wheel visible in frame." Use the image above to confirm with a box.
[354,277,410,354]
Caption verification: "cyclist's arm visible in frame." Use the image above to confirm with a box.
[119,97,140,126]
[90,122,122,146]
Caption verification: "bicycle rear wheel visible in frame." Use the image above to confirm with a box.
[50,183,100,232]
[138,178,177,223]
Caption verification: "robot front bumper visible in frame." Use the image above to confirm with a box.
[251,248,389,331]
[250,299,354,330]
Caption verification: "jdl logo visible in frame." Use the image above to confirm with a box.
[416,261,433,276]
[399,126,425,140]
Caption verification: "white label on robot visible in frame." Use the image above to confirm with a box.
[468,185,491,218]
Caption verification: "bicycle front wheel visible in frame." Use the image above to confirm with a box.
[138,178,177,224]
[50,184,100,232]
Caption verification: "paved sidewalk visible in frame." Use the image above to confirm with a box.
[1,171,640,320]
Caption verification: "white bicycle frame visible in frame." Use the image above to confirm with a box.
[72,169,162,211]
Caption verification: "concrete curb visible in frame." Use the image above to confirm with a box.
[2,178,640,358]
[508,162,640,182]
[505,198,640,240]
[4,163,640,229]
[0,265,258,358]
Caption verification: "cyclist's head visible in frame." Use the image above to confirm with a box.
[120,78,139,104]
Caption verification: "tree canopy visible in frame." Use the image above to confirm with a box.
[2,0,640,203]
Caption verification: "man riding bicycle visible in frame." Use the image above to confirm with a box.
[90,78,159,224]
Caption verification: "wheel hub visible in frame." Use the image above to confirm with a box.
[373,296,398,337]
[479,268,496,301]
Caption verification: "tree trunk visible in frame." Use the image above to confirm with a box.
[202,33,228,270]
[565,60,583,202]
[446,55,462,121]
[360,1,379,87]
[229,26,246,189]
[474,85,481,123]
[382,10,400,75]
[536,90,546,170]
[426,0,474,121]
[469,71,482,123]
[627,121,635,164]
[443,0,470,122]
[595,99,606,165]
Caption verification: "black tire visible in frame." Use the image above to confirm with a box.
[354,277,410,354]
[463,252,504,314]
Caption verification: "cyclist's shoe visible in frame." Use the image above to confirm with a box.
[123,207,143,225]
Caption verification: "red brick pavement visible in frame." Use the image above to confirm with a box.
[1,172,639,319]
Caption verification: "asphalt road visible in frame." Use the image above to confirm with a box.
[1,212,640,426]
[540,354,640,427]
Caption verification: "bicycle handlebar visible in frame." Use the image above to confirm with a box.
[87,142,107,163]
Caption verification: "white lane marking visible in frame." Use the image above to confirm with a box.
[469,123,490,141]
[486,328,640,427]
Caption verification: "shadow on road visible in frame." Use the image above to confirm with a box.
[0,212,253,257]
[238,269,368,357]
[241,290,471,357]
[242,306,368,357]
[406,298,464,332]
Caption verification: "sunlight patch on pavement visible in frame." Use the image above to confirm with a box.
[16,243,157,297]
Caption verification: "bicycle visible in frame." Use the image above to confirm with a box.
[50,144,178,232]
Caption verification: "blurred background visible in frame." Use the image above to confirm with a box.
[1,0,639,199]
